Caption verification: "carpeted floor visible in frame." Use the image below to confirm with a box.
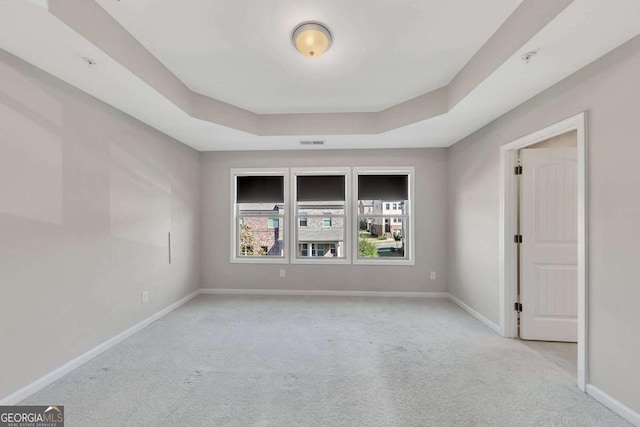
[521,340,577,382]
[22,295,629,426]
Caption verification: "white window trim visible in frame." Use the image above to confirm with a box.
[290,167,351,265]
[230,168,289,264]
[352,166,416,266]
[230,166,415,266]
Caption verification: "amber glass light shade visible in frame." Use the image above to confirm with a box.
[292,22,332,58]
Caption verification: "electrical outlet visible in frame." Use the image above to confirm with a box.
[141,291,149,303]
[430,272,437,280]
[280,269,286,278]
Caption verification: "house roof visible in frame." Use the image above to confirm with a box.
[298,201,344,208]
[298,228,344,242]
[238,203,281,214]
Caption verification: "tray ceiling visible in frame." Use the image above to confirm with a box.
[95,0,522,114]
[1,0,640,151]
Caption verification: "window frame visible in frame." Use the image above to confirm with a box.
[352,166,415,266]
[230,166,414,266]
[290,167,351,265]
[230,168,289,264]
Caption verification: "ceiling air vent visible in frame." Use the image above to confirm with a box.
[300,140,325,146]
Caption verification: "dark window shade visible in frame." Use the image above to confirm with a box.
[296,175,345,201]
[236,176,284,203]
[358,174,408,201]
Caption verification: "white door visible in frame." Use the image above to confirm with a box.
[520,147,578,342]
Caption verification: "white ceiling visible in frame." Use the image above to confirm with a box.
[94,0,522,114]
[1,0,640,151]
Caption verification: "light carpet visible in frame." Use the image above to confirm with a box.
[22,295,629,426]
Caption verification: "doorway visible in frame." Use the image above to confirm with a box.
[499,113,587,391]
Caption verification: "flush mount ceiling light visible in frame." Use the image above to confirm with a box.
[291,22,332,58]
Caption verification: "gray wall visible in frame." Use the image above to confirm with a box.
[448,35,640,413]
[201,149,448,293]
[0,51,201,399]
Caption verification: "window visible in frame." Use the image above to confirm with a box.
[232,170,288,263]
[293,169,349,263]
[231,167,412,265]
[355,168,414,264]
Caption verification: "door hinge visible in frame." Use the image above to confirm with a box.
[514,165,523,175]
[514,302,523,312]
[514,234,523,244]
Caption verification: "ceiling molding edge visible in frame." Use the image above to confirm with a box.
[448,0,574,107]
[46,0,573,137]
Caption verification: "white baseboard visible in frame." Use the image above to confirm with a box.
[586,384,640,426]
[199,288,449,298]
[447,293,502,334]
[0,289,201,405]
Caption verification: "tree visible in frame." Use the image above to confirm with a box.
[239,223,265,256]
[359,239,378,257]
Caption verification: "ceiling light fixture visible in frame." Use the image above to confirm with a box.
[291,22,332,58]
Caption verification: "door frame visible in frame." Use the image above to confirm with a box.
[499,112,587,391]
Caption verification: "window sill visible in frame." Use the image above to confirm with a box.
[291,257,351,265]
[230,257,289,264]
[352,258,415,266]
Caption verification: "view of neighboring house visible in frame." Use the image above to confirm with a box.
[239,200,405,258]
[238,202,345,257]
[358,200,405,237]
[297,202,344,257]
[238,203,284,256]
